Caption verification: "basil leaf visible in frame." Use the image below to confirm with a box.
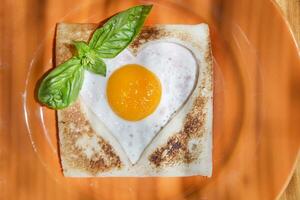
[38,57,84,109]
[89,5,152,58]
[82,51,106,76]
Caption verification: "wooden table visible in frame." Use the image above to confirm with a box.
[277,0,300,199]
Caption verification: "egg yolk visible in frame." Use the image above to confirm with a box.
[107,64,162,121]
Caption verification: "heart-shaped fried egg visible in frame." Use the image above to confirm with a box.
[80,41,197,163]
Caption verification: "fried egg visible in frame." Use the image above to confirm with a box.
[80,41,197,164]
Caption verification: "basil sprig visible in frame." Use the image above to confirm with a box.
[38,5,152,109]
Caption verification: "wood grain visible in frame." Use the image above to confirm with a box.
[276,0,300,43]
[280,159,300,200]
[275,1,300,200]
[0,0,299,200]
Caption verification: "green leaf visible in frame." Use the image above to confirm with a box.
[82,50,106,76]
[89,5,152,58]
[38,57,84,109]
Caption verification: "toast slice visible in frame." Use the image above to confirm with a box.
[56,23,213,177]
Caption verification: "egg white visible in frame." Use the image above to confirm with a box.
[80,41,197,164]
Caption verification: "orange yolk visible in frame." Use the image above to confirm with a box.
[106,64,162,121]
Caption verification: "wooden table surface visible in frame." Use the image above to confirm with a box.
[0,0,299,199]
[276,1,300,200]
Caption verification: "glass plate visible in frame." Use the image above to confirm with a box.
[23,0,300,199]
